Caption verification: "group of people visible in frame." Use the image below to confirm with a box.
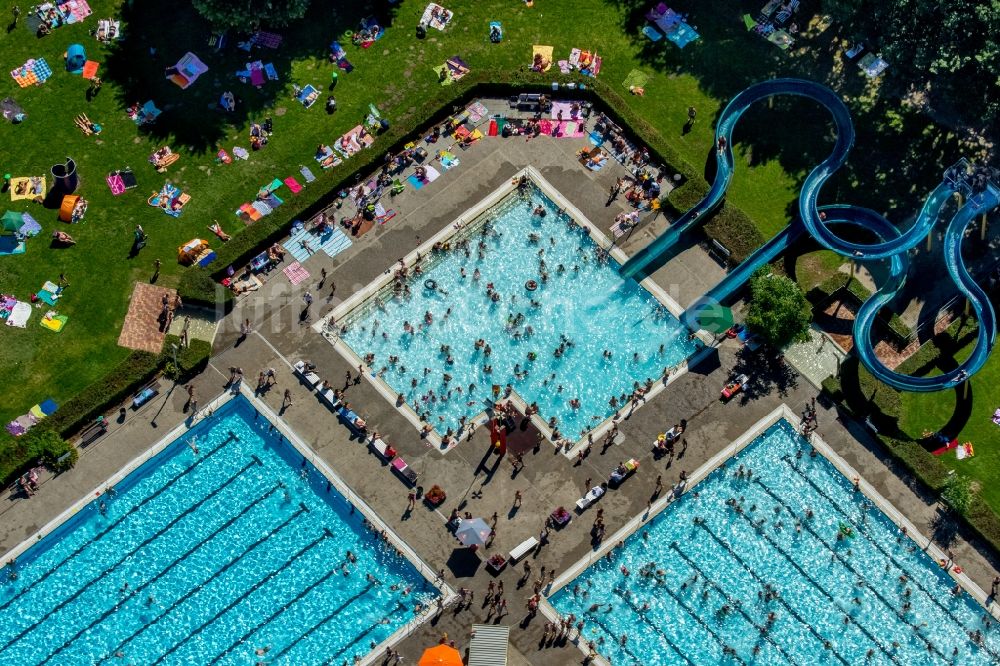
[17,468,40,497]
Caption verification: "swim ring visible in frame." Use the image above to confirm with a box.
[424,279,437,290]
[525,279,538,291]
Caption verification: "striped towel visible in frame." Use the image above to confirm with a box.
[251,200,272,217]
[299,166,316,183]
[282,261,309,285]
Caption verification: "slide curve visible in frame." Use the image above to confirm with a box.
[622,78,999,391]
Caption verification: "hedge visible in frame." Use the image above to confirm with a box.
[808,274,913,342]
[701,204,767,266]
[0,428,77,487]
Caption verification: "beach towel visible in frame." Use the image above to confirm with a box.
[466,101,489,124]
[233,146,250,160]
[666,22,700,48]
[10,176,46,201]
[421,3,453,31]
[283,261,310,285]
[296,84,319,108]
[446,56,470,81]
[11,58,52,87]
[18,213,40,237]
[488,119,498,136]
[41,313,68,332]
[550,101,580,120]
[250,66,265,87]
[300,166,317,183]
[432,64,453,86]
[0,236,25,255]
[489,21,503,43]
[992,408,1000,425]
[264,63,278,80]
[284,177,303,193]
[406,174,427,190]
[531,45,553,72]
[81,60,100,79]
[440,151,460,169]
[931,438,959,456]
[642,25,663,41]
[6,301,31,328]
[558,60,571,74]
[622,69,650,90]
[106,171,125,196]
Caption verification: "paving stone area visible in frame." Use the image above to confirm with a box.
[116,282,177,353]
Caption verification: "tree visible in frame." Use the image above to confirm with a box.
[745,268,812,348]
[821,0,1000,133]
[191,0,312,29]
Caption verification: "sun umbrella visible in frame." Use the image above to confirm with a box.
[691,301,734,334]
[1,211,23,235]
[419,644,463,666]
[455,517,491,548]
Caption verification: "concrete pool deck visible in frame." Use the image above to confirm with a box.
[2,98,999,664]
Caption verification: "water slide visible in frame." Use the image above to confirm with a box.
[622,78,999,391]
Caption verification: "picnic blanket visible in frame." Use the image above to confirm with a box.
[0,236,26,255]
[254,30,283,49]
[993,408,1000,426]
[550,101,582,120]
[10,176,46,201]
[406,165,441,189]
[296,84,319,108]
[420,3,453,30]
[6,301,31,328]
[532,45,553,72]
[11,59,53,87]
[642,25,663,41]
[2,97,25,122]
[622,69,650,90]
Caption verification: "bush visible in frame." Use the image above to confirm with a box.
[702,204,767,266]
[0,428,76,486]
[663,178,710,217]
[177,267,231,309]
[941,474,973,515]
[163,335,212,380]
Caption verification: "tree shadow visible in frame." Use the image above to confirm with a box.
[731,345,798,401]
[102,2,401,153]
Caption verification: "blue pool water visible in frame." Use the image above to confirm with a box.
[340,184,698,438]
[0,397,434,665]
[550,420,1000,665]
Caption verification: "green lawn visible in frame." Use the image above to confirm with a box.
[0,0,971,432]
[898,330,1000,513]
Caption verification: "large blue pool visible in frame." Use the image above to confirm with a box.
[550,420,1000,665]
[340,183,698,438]
[0,397,435,665]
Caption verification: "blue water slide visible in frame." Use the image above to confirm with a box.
[622,77,999,391]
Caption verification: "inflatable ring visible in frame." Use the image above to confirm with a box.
[344,29,354,38]
[525,280,538,291]
[424,279,437,290]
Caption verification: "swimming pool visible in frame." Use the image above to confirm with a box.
[0,394,438,665]
[549,418,1000,665]
[336,175,698,440]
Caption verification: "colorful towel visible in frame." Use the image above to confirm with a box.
[300,166,317,183]
[255,30,283,49]
[104,173,125,196]
[466,101,489,124]
[550,101,581,121]
[81,60,100,79]
[642,25,663,41]
[0,236,25,255]
[10,176,45,201]
[10,58,52,87]
[264,62,278,80]
[41,314,68,332]
[284,177,303,193]
[420,3,453,31]
[531,45,553,72]
[282,261,310,285]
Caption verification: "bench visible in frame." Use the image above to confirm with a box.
[508,537,538,562]
[76,419,108,447]
[708,239,732,267]
[293,361,321,388]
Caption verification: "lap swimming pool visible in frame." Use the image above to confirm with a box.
[549,415,1000,665]
[0,393,441,665]
[331,172,698,443]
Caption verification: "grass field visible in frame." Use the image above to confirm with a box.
[0,0,977,432]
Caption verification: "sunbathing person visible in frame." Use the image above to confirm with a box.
[52,230,76,246]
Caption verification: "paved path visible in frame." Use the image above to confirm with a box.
[116,281,176,353]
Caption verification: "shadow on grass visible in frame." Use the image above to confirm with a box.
[103,2,401,153]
